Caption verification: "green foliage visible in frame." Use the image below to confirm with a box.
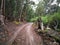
[26,5,35,21]
[42,15,54,24]
[41,12,60,24]
[30,17,39,22]
[36,1,45,15]
[2,0,60,27]
[42,16,49,24]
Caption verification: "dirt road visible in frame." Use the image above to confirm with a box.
[6,23,43,45]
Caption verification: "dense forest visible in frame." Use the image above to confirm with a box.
[0,0,60,45]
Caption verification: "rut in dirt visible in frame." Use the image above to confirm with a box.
[6,23,43,45]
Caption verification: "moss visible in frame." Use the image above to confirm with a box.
[13,21,21,24]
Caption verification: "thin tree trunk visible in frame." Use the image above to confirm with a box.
[40,17,44,30]
[3,0,5,16]
[41,22,44,30]
[17,0,24,22]
[0,0,5,25]
[1,0,3,15]
[19,4,24,22]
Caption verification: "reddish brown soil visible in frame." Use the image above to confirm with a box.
[5,22,43,45]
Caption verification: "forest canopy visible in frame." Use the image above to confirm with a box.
[0,0,60,30]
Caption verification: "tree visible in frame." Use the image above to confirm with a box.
[35,1,45,30]
[19,0,35,22]
[0,0,5,25]
[0,0,3,15]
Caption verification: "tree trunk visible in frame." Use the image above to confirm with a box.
[19,4,24,22]
[3,0,5,16]
[41,22,44,30]
[17,0,24,22]
[0,0,5,25]
[37,17,44,30]
[40,17,44,30]
[0,0,3,15]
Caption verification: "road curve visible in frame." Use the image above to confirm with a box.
[7,23,43,45]
[15,23,43,45]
